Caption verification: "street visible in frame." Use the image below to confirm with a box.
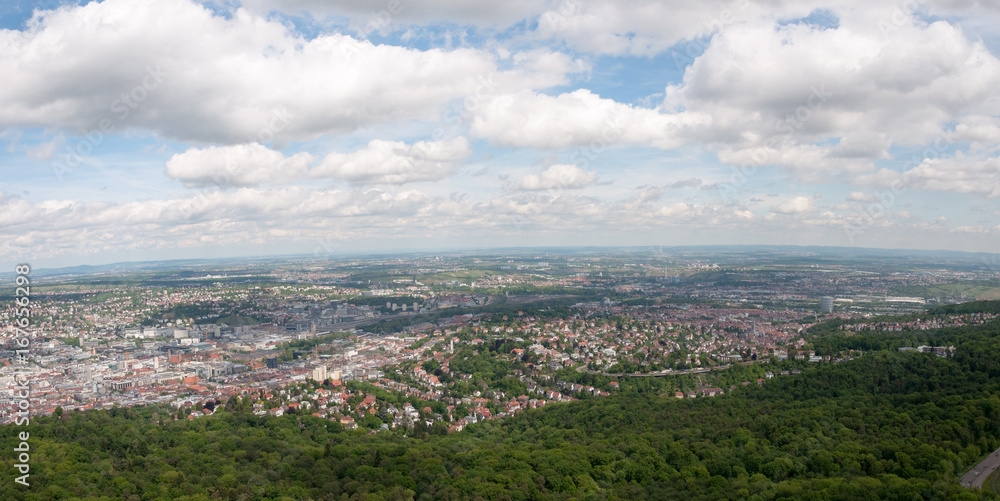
[960,447,1000,490]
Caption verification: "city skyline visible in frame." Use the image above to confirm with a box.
[2,0,1000,269]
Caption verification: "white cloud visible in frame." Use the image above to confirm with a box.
[24,134,65,161]
[229,0,1000,59]
[471,89,709,149]
[165,143,315,187]
[952,115,1000,152]
[514,164,597,191]
[772,196,815,214]
[165,138,472,186]
[0,0,575,143]
[670,178,703,189]
[313,137,472,185]
[847,192,876,202]
[665,10,1000,184]
[653,203,691,218]
[3,180,999,264]
[6,0,1000,265]
[467,6,1000,190]
[236,0,548,28]
[902,156,1000,198]
[534,0,760,56]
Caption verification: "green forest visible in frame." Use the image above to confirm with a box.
[4,303,1000,500]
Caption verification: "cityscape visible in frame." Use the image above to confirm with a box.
[4,247,997,432]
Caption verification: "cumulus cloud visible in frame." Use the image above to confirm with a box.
[670,178,703,189]
[313,137,472,185]
[165,138,472,186]
[533,0,762,56]
[7,0,1000,265]
[772,196,815,214]
[902,156,1000,198]
[237,0,548,28]
[514,164,597,191]
[471,89,710,149]
[0,0,575,143]
[165,143,315,187]
[2,181,997,263]
[653,203,691,218]
[467,4,1000,194]
[847,192,876,202]
[952,116,1000,152]
[230,0,1000,59]
[663,7,1000,185]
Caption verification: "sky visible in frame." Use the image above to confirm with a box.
[1,0,1000,269]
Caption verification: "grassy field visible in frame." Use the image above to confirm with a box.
[420,269,494,282]
[891,282,1000,300]
[987,466,1000,495]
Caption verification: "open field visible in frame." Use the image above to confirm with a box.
[891,282,1000,300]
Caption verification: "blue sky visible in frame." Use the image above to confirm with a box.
[1,0,999,269]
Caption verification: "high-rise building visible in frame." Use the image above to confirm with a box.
[820,296,834,313]
[266,357,279,369]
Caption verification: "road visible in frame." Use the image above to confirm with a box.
[576,360,763,377]
[960,447,1000,491]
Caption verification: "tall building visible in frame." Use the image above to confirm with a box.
[266,357,279,369]
[820,296,834,313]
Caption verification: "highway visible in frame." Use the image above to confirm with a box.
[960,447,1000,491]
